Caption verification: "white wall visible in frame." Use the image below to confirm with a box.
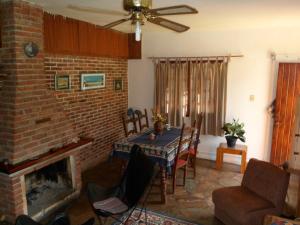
[128,27,300,165]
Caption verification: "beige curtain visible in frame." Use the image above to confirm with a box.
[155,58,228,135]
[155,60,188,127]
[189,59,228,136]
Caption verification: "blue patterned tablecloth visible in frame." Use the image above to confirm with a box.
[113,128,186,168]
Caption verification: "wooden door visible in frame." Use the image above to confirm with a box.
[271,63,300,165]
[290,98,300,169]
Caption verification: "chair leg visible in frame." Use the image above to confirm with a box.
[123,207,137,225]
[145,208,148,224]
[172,173,176,194]
[183,166,187,186]
[97,216,107,225]
[193,157,196,178]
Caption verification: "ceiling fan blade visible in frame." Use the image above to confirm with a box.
[148,5,198,16]
[67,4,126,16]
[147,17,190,32]
[102,18,131,29]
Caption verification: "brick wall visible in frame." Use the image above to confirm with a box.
[0,0,128,221]
[0,0,78,164]
[0,174,23,222]
[0,0,128,169]
[44,55,128,170]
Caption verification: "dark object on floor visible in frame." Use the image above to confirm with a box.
[87,144,156,225]
[212,158,290,225]
[15,214,94,225]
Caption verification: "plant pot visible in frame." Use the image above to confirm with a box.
[154,121,164,134]
[225,136,238,147]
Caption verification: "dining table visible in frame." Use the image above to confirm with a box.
[113,127,188,204]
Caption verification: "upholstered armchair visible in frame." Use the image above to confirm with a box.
[212,158,290,225]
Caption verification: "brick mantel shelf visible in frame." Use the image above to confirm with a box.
[0,138,93,177]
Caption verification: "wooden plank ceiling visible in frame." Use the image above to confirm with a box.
[44,13,141,59]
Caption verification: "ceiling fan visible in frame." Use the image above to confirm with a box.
[67,0,198,41]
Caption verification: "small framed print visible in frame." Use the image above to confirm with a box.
[114,79,123,91]
[55,75,71,90]
[81,73,105,90]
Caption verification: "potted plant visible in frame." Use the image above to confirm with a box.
[152,110,167,134]
[222,119,246,147]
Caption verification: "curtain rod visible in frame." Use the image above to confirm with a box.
[148,55,244,60]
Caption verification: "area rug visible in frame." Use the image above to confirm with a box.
[112,208,201,225]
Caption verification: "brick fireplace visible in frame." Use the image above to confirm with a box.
[0,0,91,222]
[0,0,128,222]
[0,140,91,222]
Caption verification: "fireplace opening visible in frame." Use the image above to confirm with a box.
[25,158,74,217]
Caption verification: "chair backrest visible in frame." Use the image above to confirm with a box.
[183,116,192,127]
[135,109,149,132]
[173,123,195,168]
[242,159,290,210]
[122,114,137,137]
[193,112,204,152]
[127,108,135,118]
[123,144,155,208]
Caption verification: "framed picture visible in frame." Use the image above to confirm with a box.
[81,73,105,90]
[114,79,123,91]
[55,75,71,90]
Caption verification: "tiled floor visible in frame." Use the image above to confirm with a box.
[66,158,299,225]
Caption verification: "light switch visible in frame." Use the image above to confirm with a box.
[249,95,255,102]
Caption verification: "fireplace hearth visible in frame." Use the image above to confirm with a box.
[25,158,74,217]
[0,138,93,222]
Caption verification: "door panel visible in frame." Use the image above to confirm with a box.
[271,63,300,166]
[290,97,300,169]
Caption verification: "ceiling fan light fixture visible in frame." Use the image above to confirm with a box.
[124,0,152,11]
[77,0,198,37]
[133,0,141,7]
[135,20,142,41]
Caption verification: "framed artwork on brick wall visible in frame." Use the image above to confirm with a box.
[81,73,105,90]
[114,79,123,91]
[55,75,71,90]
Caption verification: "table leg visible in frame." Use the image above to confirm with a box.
[160,166,167,204]
[220,151,224,168]
[241,151,247,174]
[216,149,223,170]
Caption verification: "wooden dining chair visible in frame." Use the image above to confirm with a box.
[135,109,149,132]
[122,114,138,137]
[189,112,204,178]
[172,123,195,193]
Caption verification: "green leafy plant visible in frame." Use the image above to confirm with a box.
[222,119,246,142]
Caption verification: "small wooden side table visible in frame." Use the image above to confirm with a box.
[216,143,247,173]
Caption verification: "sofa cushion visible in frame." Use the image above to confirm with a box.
[242,159,290,210]
[213,186,276,224]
